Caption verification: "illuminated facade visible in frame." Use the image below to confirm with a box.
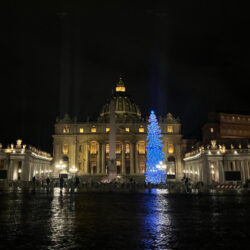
[0,140,52,181]
[203,112,250,143]
[53,77,183,181]
[184,140,250,185]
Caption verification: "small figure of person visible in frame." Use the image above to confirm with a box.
[75,176,80,189]
[46,177,50,185]
[59,176,64,192]
[32,176,36,190]
[46,177,50,192]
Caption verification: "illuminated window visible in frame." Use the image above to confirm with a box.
[167,126,173,133]
[139,161,146,173]
[106,144,109,154]
[116,86,126,92]
[90,141,97,154]
[79,128,84,133]
[62,144,69,154]
[210,128,214,133]
[106,128,110,132]
[91,127,96,133]
[116,160,121,174]
[138,141,146,154]
[116,143,121,154]
[125,143,130,154]
[63,127,69,133]
[139,127,144,133]
[125,128,130,132]
[168,144,174,154]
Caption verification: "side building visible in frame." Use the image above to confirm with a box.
[53,77,183,182]
[184,112,250,185]
[0,140,53,181]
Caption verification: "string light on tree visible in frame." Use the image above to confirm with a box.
[145,110,166,184]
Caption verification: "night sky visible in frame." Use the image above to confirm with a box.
[3,0,250,153]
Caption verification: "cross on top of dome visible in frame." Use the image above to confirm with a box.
[116,75,126,92]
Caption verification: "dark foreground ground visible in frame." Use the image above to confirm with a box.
[0,188,250,250]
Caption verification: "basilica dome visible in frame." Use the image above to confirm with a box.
[99,77,141,123]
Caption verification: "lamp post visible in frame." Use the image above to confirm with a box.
[55,161,67,177]
[69,165,78,176]
[156,161,167,183]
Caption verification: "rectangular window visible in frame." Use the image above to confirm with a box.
[139,127,144,133]
[167,126,173,133]
[91,127,97,133]
[90,142,97,154]
[106,144,109,154]
[106,128,110,132]
[138,141,146,154]
[79,128,84,133]
[79,145,82,152]
[116,143,121,154]
[125,128,130,132]
[168,144,174,154]
[125,143,130,154]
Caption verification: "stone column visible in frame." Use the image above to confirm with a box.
[97,142,101,174]
[85,142,89,174]
[240,160,245,184]
[101,143,105,174]
[135,142,139,174]
[245,160,249,180]
[233,160,236,171]
[130,143,135,175]
[75,136,78,169]
[8,159,14,180]
[203,157,210,185]
[121,142,125,174]
[218,160,224,183]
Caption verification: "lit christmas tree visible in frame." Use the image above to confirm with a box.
[145,110,166,184]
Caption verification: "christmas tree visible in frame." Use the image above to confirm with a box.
[145,110,166,184]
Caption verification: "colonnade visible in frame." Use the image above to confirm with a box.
[184,157,250,184]
[78,141,144,175]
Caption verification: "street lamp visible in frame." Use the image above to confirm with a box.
[156,161,167,183]
[69,165,78,175]
[55,161,66,170]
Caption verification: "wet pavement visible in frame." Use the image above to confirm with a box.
[0,189,250,249]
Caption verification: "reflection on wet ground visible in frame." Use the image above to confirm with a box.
[0,188,250,249]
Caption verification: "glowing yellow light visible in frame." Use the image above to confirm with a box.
[79,128,84,133]
[106,128,110,132]
[125,128,130,132]
[139,127,144,133]
[91,127,96,133]
[116,86,126,92]
[63,127,69,133]
[167,126,173,133]
[168,144,174,154]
